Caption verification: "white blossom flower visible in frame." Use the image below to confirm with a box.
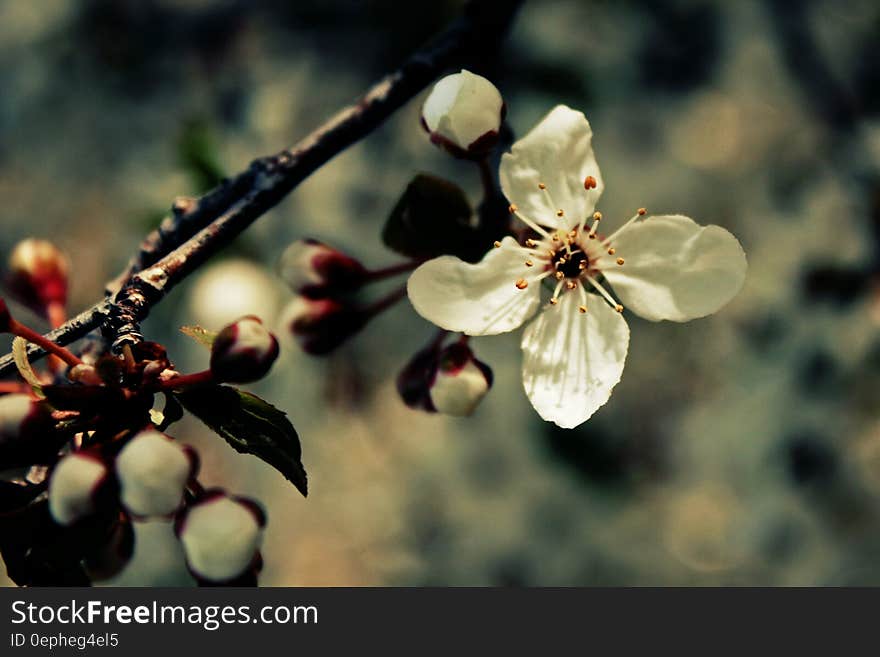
[408,105,747,428]
[421,69,505,157]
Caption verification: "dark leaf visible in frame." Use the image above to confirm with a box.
[383,174,488,262]
[174,385,307,496]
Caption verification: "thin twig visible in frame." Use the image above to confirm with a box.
[0,0,522,375]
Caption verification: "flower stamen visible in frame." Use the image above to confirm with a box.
[603,208,648,247]
[509,203,551,239]
[586,274,624,312]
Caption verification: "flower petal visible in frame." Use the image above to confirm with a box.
[521,292,629,429]
[603,214,747,322]
[500,105,603,230]
[407,237,542,336]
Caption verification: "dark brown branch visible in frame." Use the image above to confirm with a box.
[0,0,522,374]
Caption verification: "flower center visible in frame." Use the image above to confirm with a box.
[503,180,648,316]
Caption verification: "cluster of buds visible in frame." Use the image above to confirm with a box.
[397,340,493,417]
[46,432,264,584]
[278,240,413,356]
[0,257,280,585]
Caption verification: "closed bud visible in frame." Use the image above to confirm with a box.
[421,70,505,159]
[0,394,58,469]
[210,315,280,383]
[278,239,366,297]
[176,491,265,584]
[281,296,366,355]
[397,343,493,416]
[115,429,197,518]
[48,452,110,526]
[7,239,69,317]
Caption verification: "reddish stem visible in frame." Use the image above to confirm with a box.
[159,369,215,391]
[8,319,82,367]
[363,260,421,282]
[363,286,408,318]
[0,381,33,395]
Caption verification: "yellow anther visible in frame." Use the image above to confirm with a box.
[607,247,616,255]
[578,305,587,314]
[549,297,558,305]
[557,257,567,265]
[616,257,625,265]
[525,239,538,247]
[637,207,647,216]
[556,209,564,217]
[493,241,502,248]
[579,261,587,270]
[569,230,578,238]
[593,211,602,221]
[615,304,623,313]
[508,204,518,214]
[589,233,596,239]
[538,182,547,190]
[583,176,597,190]
[555,271,564,280]
[525,260,534,267]
[515,279,529,290]
[566,280,577,290]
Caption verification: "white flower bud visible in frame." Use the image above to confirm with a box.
[177,493,265,583]
[115,429,195,518]
[421,69,504,158]
[278,239,366,296]
[210,315,280,383]
[7,238,69,315]
[429,351,493,416]
[0,394,56,468]
[48,453,109,526]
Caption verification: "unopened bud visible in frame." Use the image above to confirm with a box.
[0,394,58,469]
[397,343,493,416]
[176,491,265,583]
[421,70,505,158]
[280,296,366,355]
[115,429,197,518]
[48,452,110,526]
[278,239,366,297]
[7,239,69,317]
[210,315,280,383]
[429,343,493,416]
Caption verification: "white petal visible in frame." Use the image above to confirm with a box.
[521,292,629,429]
[422,70,503,149]
[500,105,603,230]
[603,214,747,322]
[407,237,542,336]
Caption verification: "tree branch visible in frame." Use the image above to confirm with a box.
[0,0,522,375]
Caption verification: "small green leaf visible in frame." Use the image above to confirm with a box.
[180,325,218,349]
[12,337,44,397]
[174,385,307,497]
[383,174,486,262]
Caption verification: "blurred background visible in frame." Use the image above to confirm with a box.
[2,0,880,585]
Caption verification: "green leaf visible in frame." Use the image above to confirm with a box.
[179,325,218,350]
[174,385,307,497]
[383,174,486,262]
[12,337,44,397]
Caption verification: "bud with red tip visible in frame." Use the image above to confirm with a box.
[421,70,505,159]
[0,394,59,469]
[115,429,197,518]
[48,452,111,526]
[176,490,265,585]
[281,296,366,355]
[278,239,366,298]
[7,239,69,320]
[210,316,280,383]
[397,342,493,416]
